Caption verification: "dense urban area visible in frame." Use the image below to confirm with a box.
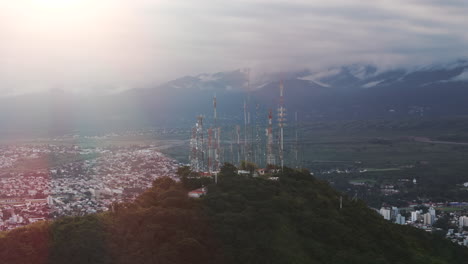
[0,143,178,230]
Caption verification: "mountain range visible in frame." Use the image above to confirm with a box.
[1,59,468,134]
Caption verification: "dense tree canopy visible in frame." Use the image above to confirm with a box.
[0,164,467,263]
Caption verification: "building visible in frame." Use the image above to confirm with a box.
[459,216,468,227]
[411,211,420,222]
[429,207,436,223]
[391,207,399,220]
[237,170,250,175]
[423,213,433,225]
[395,214,406,225]
[47,195,54,206]
[380,208,391,220]
[188,187,207,198]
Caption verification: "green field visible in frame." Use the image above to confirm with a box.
[438,207,468,212]
[349,178,377,184]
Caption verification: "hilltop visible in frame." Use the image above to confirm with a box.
[0,164,467,264]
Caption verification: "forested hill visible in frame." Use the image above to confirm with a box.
[0,165,467,264]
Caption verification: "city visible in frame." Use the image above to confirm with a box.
[379,204,468,247]
[0,144,178,230]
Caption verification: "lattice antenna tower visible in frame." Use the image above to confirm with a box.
[277,81,287,171]
[196,115,205,172]
[190,125,199,171]
[266,109,276,166]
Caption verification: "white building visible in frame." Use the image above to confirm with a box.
[188,187,207,198]
[423,213,433,225]
[459,216,468,227]
[429,207,436,223]
[380,208,391,220]
[395,214,406,225]
[411,211,420,222]
[237,170,250,175]
[391,207,399,220]
[47,195,54,206]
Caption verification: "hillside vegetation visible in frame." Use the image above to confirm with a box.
[0,164,467,264]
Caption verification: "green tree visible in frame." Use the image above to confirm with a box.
[239,161,257,173]
[219,163,238,177]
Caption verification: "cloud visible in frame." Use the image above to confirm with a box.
[0,0,467,94]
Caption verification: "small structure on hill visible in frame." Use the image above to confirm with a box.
[188,187,207,198]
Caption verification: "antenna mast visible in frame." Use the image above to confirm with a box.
[213,95,220,171]
[277,81,286,171]
[266,109,275,166]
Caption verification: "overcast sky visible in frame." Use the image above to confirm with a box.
[0,0,467,95]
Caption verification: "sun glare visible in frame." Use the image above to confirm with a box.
[32,0,85,8]
[4,0,108,32]
[10,0,96,18]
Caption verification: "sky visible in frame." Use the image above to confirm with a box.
[0,0,468,95]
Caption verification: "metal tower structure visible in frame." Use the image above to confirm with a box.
[254,103,261,166]
[243,100,249,163]
[266,109,276,166]
[189,126,199,171]
[213,95,221,172]
[189,116,205,172]
[207,127,213,172]
[236,125,241,166]
[196,115,205,171]
[216,126,221,171]
[277,81,287,170]
[230,128,235,165]
[294,111,299,168]
[242,68,252,164]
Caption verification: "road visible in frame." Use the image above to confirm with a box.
[413,136,468,146]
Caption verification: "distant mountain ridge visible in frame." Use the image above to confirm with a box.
[1,59,468,133]
[154,59,468,92]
